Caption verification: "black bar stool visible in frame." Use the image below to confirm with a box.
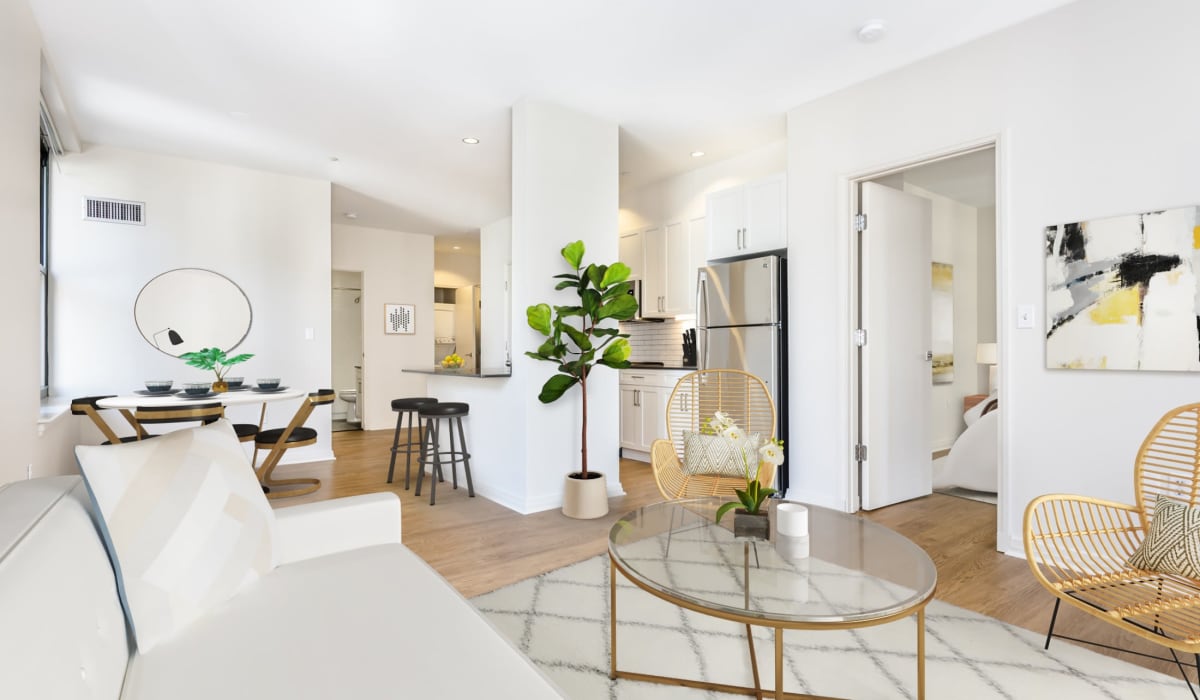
[415,402,474,505]
[388,397,438,488]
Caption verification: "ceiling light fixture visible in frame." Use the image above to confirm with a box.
[857,20,887,43]
[691,151,706,158]
[453,245,461,250]
[343,212,358,219]
[462,137,480,145]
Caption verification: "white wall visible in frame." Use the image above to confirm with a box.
[0,0,43,483]
[905,183,982,451]
[619,140,786,234]
[785,0,1200,554]
[434,249,480,288]
[50,145,334,462]
[332,224,434,430]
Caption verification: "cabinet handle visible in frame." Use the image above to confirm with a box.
[635,389,641,407]
[737,228,744,249]
[743,226,748,249]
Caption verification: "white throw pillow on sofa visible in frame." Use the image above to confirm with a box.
[76,419,277,652]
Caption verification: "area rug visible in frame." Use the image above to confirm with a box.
[472,555,1185,699]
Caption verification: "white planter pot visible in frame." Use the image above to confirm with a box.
[561,472,609,519]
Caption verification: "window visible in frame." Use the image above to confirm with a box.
[39,137,49,398]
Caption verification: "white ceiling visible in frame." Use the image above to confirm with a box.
[30,0,1073,236]
[903,148,996,208]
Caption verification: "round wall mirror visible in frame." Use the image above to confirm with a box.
[134,268,253,357]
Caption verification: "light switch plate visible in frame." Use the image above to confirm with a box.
[1017,304,1035,329]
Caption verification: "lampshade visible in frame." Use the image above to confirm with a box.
[976,342,997,365]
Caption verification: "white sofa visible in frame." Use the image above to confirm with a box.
[0,475,563,699]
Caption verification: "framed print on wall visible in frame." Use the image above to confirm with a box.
[1046,205,1200,371]
[384,303,415,335]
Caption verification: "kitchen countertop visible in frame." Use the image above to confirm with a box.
[404,367,512,378]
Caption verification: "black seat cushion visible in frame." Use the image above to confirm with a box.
[232,423,259,439]
[255,426,318,446]
[392,397,438,411]
[419,402,469,417]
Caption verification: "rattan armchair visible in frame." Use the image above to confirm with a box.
[1024,402,1200,688]
[649,369,777,500]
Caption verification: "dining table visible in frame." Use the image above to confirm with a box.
[95,388,306,440]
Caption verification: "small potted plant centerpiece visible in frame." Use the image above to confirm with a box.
[526,240,637,519]
[710,411,786,539]
[178,347,254,393]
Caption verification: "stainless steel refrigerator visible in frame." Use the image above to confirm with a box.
[696,254,789,491]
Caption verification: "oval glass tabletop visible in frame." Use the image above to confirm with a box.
[608,497,937,625]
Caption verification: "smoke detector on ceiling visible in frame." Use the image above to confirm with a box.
[857,20,887,43]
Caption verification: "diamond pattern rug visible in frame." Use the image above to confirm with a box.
[473,554,1186,699]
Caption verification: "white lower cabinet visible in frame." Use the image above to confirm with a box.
[619,370,690,460]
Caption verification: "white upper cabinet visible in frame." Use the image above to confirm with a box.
[619,229,644,280]
[706,173,787,260]
[641,221,701,318]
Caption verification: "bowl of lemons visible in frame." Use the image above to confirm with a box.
[441,353,465,372]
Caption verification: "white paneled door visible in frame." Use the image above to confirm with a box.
[860,182,933,510]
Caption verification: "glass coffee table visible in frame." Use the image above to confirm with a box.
[608,498,937,699]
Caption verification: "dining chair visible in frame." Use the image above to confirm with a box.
[253,389,334,499]
[133,403,225,435]
[71,395,150,445]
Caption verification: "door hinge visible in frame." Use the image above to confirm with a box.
[854,214,867,232]
[854,444,868,462]
[853,329,867,347]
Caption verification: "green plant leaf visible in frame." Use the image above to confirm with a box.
[597,293,638,321]
[561,323,592,351]
[580,288,601,318]
[538,373,578,403]
[600,280,631,300]
[527,304,552,335]
[600,262,631,288]
[225,353,254,365]
[592,327,620,337]
[561,241,585,270]
[554,280,577,290]
[715,501,740,524]
[602,337,630,364]
[586,264,604,289]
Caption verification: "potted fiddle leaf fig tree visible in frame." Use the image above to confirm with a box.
[526,240,638,519]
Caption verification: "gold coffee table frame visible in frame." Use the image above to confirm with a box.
[608,499,936,700]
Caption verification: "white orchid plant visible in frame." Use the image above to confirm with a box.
[705,411,785,523]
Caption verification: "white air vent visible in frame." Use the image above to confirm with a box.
[83,197,145,225]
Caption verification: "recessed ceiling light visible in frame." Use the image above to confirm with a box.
[857,20,887,43]
[691,151,706,158]
[343,212,358,219]
[462,137,480,145]
[453,245,461,250]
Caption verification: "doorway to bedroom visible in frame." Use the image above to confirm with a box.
[852,145,999,513]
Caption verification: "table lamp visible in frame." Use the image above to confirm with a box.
[976,342,997,394]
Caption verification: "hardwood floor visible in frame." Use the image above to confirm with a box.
[266,428,1184,680]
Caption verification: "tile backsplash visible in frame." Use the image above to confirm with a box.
[620,318,697,366]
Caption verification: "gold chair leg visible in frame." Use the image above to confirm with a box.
[256,445,320,498]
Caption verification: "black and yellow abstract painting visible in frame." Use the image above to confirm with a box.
[1046,206,1200,370]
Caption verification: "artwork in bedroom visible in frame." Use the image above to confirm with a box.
[1046,205,1200,371]
[931,262,954,384]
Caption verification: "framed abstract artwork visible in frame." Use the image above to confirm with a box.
[931,262,954,384]
[384,303,415,335]
[1046,205,1200,371]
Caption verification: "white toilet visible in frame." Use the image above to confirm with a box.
[338,389,359,423]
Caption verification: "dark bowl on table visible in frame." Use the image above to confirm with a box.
[182,382,211,396]
[256,378,280,390]
[144,380,173,393]
[225,377,244,389]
